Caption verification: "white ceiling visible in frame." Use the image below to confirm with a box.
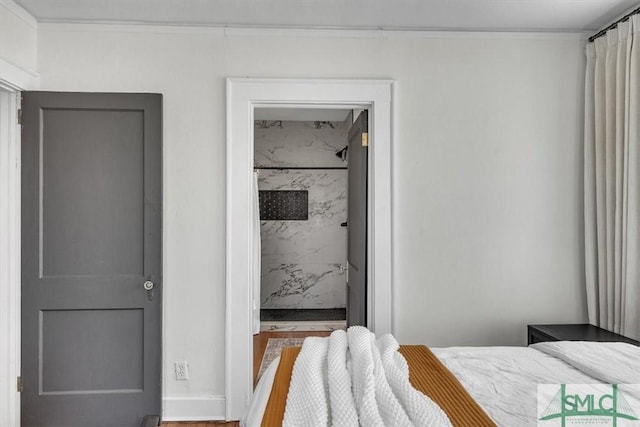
[13,0,640,33]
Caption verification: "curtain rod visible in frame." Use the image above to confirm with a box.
[588,5,640,42]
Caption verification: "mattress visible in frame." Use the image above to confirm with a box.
[243,340,640,426]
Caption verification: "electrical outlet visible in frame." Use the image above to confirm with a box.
[175,361,189,380]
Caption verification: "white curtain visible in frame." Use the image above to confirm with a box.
[252,171,262,335]
[584,15,640,340]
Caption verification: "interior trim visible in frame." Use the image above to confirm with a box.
[0,0,38,29]
[35,22,588,40]
[0,57,39,92]
[0,88,21,427]
[162,396,226,421]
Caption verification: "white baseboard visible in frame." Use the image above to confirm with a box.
[162,396,227,422]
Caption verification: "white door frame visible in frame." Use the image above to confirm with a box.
[225,78,394,420]
[0,87,21,427]
[0,61,38,427]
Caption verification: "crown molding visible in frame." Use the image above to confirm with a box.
[0,57,39,91]
[0,0,37,29]
[37,21,588,40]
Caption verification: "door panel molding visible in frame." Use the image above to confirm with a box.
[225,78,393,420]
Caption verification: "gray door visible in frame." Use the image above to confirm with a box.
[21,92,162,427]
[346,111,368,327]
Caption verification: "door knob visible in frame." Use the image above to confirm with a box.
[143,280,154,291]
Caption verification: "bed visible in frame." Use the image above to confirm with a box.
[243,327,640,427]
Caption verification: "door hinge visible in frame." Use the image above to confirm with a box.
[17,109,22,125]
[17,376,23,392]
[361,132,369,147]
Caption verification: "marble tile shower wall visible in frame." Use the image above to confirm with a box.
[255,120,348,309]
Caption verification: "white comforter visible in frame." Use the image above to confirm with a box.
[284,327,451,427]
[433,341,640,427]
[531,341,640,384]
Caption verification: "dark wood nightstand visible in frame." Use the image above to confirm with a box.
[528,324,640,346]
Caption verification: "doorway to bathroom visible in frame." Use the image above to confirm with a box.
[225,78,392,419]
[253,108,357,333]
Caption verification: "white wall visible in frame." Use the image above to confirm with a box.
[34,25,587,419]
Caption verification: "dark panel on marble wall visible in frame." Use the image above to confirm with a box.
[259,190,308,220]
[261,309,346,321]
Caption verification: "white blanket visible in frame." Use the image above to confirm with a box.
[282,326,452,427]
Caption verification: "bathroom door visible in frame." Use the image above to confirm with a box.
[20,92,162,427]
[346,111,368,327]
